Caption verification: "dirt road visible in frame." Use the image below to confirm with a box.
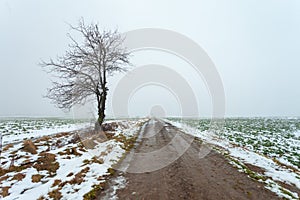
[100,118,280,200]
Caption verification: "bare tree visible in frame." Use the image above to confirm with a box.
[41,19,130,129]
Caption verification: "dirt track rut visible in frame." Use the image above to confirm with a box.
[100,118,280,200]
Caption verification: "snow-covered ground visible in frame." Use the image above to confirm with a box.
[2,117,298,199]
[0,118,91,145]
[0,118,147,200]
[2,123,91,145]
[168,119,300,200]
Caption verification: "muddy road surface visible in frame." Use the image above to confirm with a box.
[100,118,280,200]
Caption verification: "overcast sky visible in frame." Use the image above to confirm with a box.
[0,0,300,118]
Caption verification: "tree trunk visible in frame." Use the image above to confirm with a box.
[95,87,108,131]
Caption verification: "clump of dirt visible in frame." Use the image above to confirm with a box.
[12,173,26,181]
[92,156,104,164]
[0,175,10,184]
[58,167,90,189]
[35,136,50,143]
[82,157,104,166]
[54,132,70,138]
[33,152,59,176]
[0,167,9,177]
[0,163,32,179]
[0,186,10,197]
[58,147,82,156]
[32,174,44,182]
[22,140,37,154]
[3,144,14,151]
[107,168,115,175]
[102,122,118,131]
[37,196,45,200]
[69,167,90,185]
[52,179,62,187]
[78,144,87,153]
[48,188,62,200]
[66,172,74,177]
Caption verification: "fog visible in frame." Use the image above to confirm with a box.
[0,0,300,118]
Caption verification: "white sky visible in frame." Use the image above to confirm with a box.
[0,0,300,118]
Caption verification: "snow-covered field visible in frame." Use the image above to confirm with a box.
[0,118,91,145]
[0,118,147,199]
[1,117,299,199]
[168,118,300,200]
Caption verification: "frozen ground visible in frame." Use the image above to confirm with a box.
[0,118,91,145]
[1,117,299,199]
[0,118,147,199]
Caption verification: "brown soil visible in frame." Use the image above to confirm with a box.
[243,163,266,174]
[12,173,26,181]
[100,118,281,200]
[22,140,37,154]
[32,174,44,182]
